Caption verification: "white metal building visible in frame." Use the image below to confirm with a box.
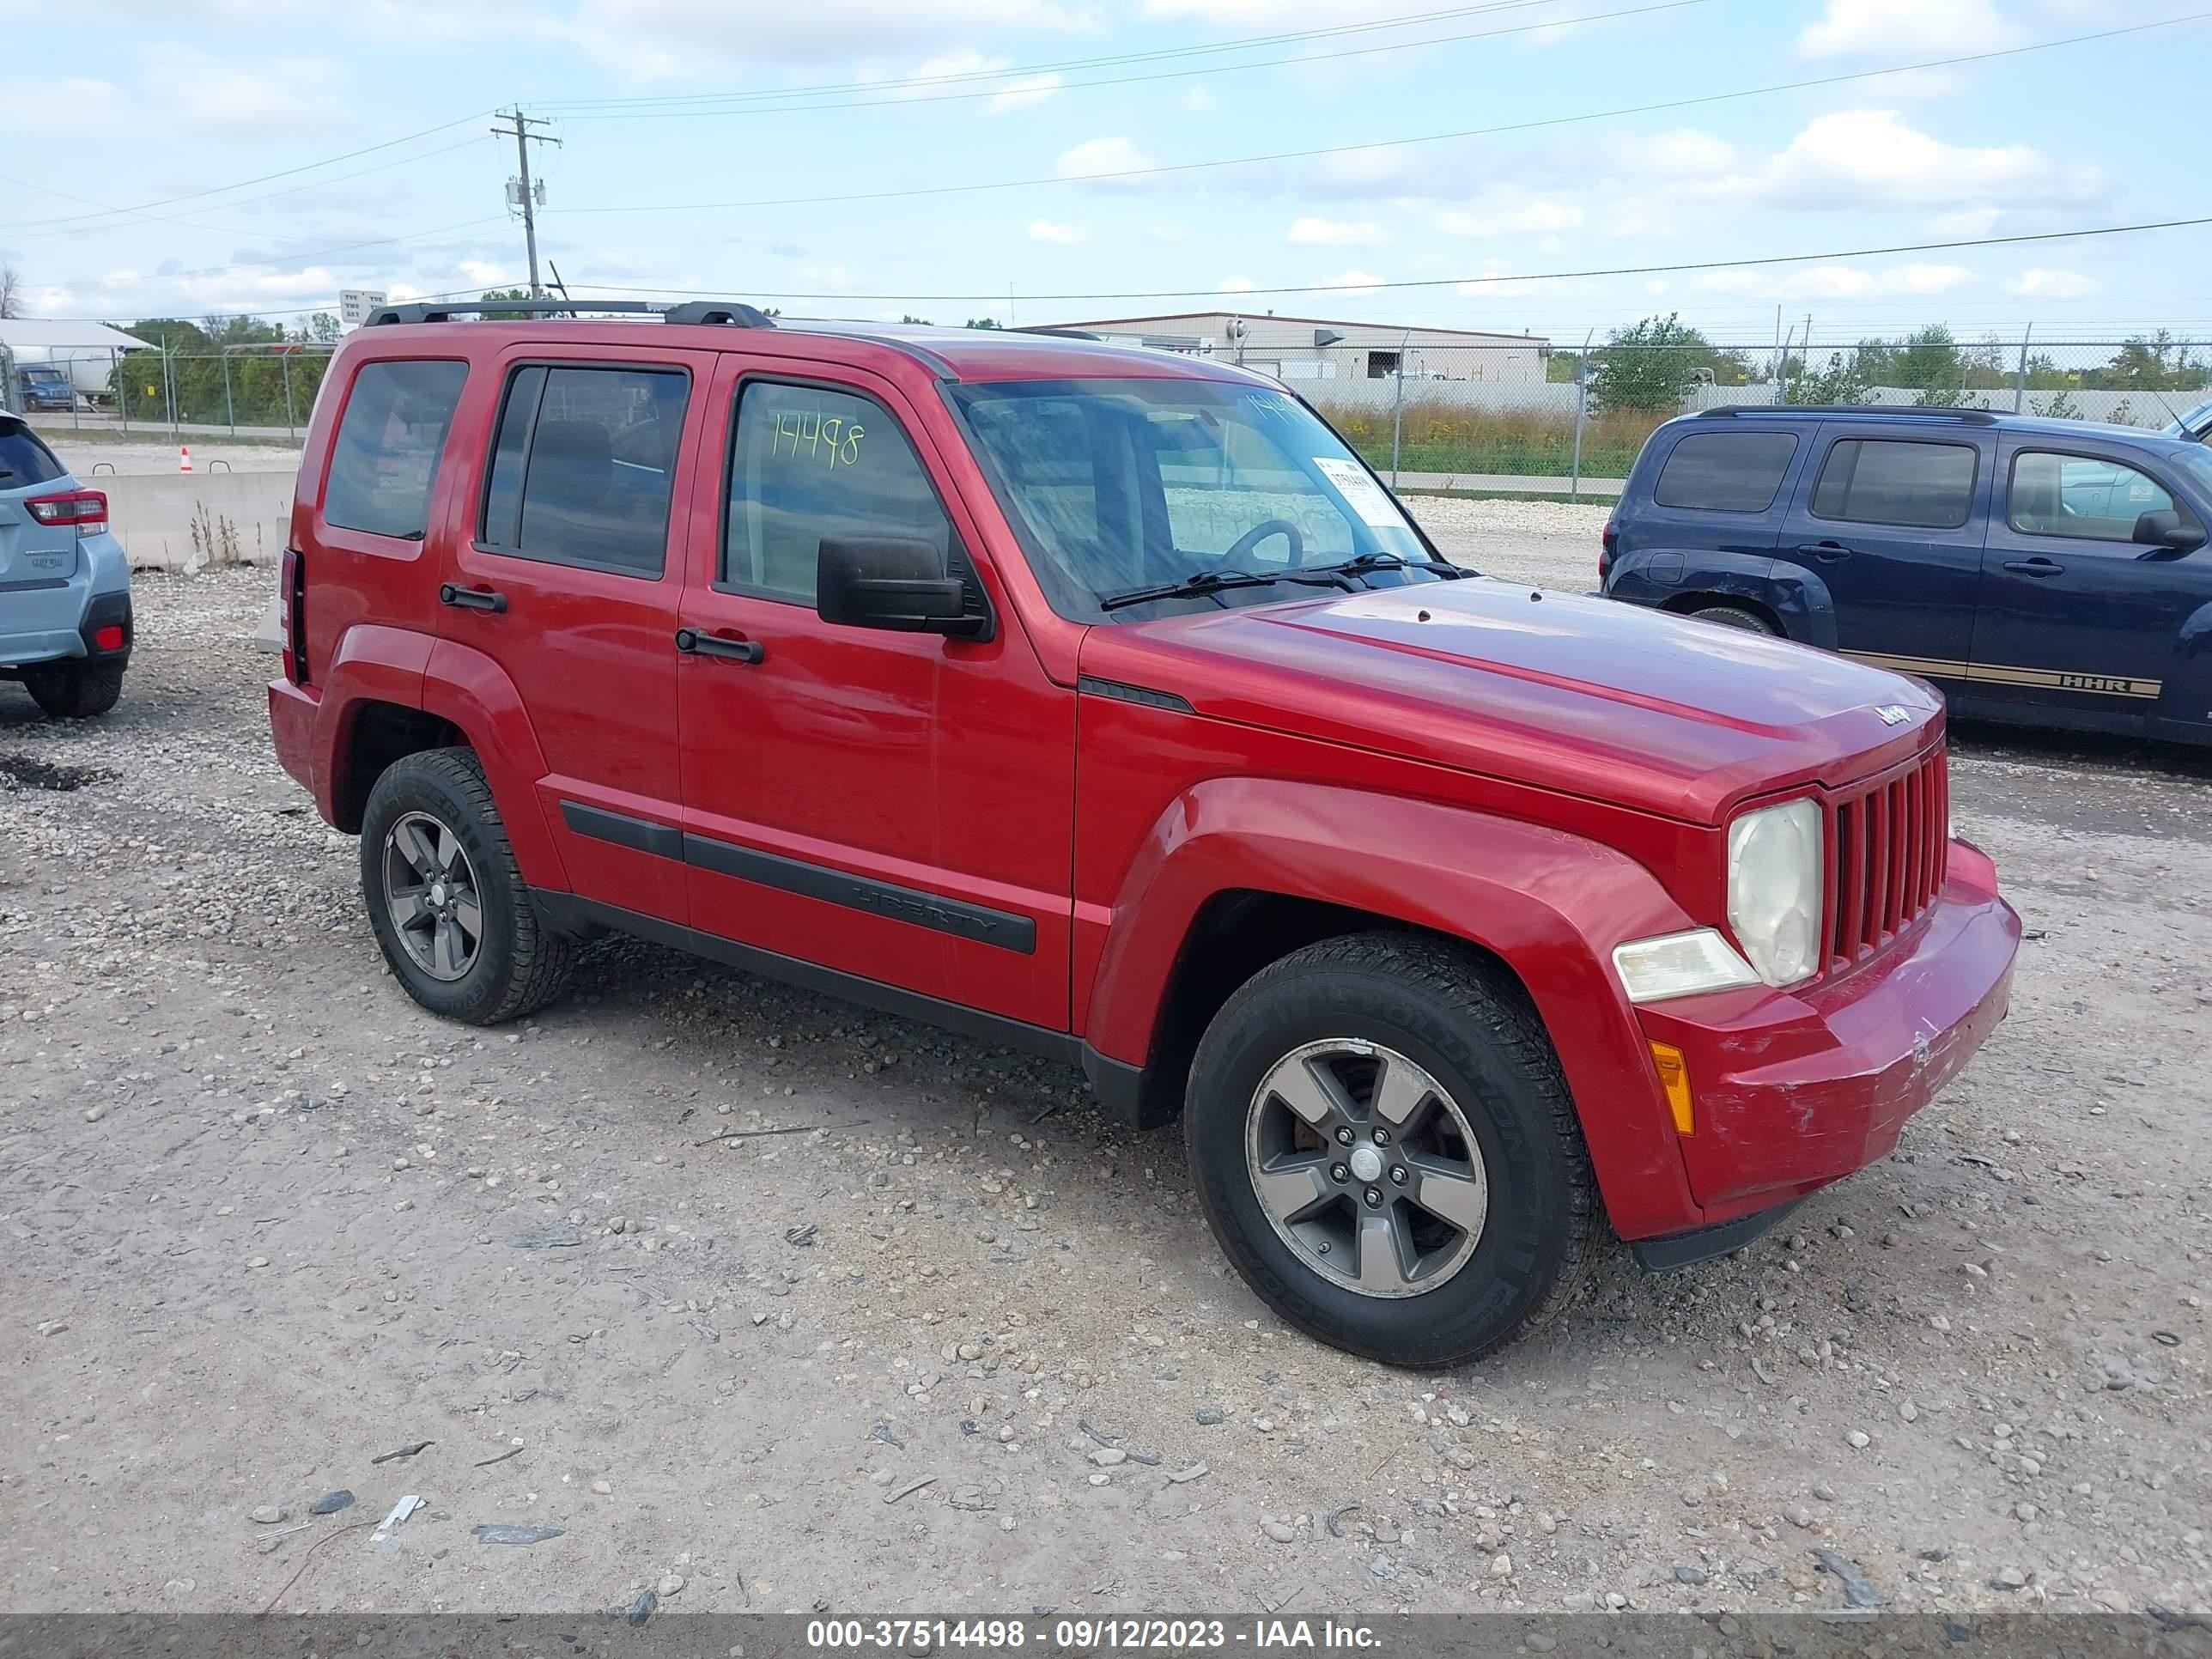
[1041,311,1552,384]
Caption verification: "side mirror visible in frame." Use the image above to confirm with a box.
[817,536,990,639]
[2132,508,2207,553]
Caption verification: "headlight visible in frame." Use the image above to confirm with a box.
[1727,796,1824,987]
[1612,928,1760,1003]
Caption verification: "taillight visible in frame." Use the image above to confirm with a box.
[1599,520,1619,584]
[281,547,310,684]
[26,489,107,536]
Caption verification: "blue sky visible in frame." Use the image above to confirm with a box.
[3,0,2206,347]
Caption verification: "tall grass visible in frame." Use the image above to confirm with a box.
[1319,398,1667,478]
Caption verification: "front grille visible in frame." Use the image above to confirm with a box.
[1826,744,1948,970]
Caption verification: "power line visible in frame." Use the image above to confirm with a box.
[556,216,2212,305]
[536,0,1594,112]
[0,136,499,244]
[0,110,499,235]
[547,12,2212,216]
[550,0,1705,120]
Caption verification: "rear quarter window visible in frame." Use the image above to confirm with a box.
[0,419,68,489]
[1651,429,1800,513]
[322,359,470,538]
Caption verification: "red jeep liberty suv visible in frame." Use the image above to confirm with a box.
[269,300,2020,1365]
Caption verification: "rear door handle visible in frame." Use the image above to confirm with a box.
[439,583,507,613]
[675,627,764,665]
[1797,541,1853,562]
[2002,558,2064,577]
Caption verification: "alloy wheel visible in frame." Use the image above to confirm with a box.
[1243,1038,1490,1298]
[380,811,484,981]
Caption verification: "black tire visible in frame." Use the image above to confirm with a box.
[22,659,125,718]
[1688,603,1779,636]
[1184,933,1596,1367]
[358,747,574,1024]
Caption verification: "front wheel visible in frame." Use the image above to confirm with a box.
[22,659,125,718]
[359,747,574,1024]
[1184,933,1596,1366]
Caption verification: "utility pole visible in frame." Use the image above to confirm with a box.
[491,108,560,297]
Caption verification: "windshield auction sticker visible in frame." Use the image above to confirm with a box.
[1311,456,1412,531]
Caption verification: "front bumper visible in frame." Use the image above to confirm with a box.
[1632,837,2019,1226]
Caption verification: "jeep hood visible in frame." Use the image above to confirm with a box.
[1077,578,1942,823]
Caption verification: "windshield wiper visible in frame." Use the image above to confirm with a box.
[1098,566,1354,612]
[1303,550,1473,583]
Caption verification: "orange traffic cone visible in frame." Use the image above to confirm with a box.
[178,446,193,473]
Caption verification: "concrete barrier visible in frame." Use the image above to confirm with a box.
[99,471,294,572]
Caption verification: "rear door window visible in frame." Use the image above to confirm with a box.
[322,360,468,538]
[1652,430,1800,513]
[0,419,67,489]
[477,363,690,575]
[1810,438,1977,530]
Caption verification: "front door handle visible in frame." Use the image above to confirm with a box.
[439,583,507,613]
[1798,541,1852,562]
[2002,557,2065,577]
[675,627,764,665]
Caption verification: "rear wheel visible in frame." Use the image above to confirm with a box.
[359,747,574,1024]
[22,659,125,718]
[1688,603,1779,636]
[1183,933,1596,1366]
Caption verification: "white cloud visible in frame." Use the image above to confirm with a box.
[459,260,513,285]
[1218,275,1257,292]
[2006,267,2101,299]
[1796,0,2019,58]
[1614,128,1735,179]
[794,262,856,289]
[987,72,1064,111]
[155,50,348,137]
[1321,269,1386,293]
[1427,194,1584,237]
[896,48,1006,91]
[1142,0,1406,19]
[568,0,1091,70]
[1181,83,1215,112]
[1027,219,1089,245]
[1287,216,1385,246]
[1692,262,1976,301]
[1746,110,2106,210]
[1055,136,1158,183]
[1148,222,1189,242]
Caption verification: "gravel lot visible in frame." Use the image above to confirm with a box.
[3,520,2208,1620]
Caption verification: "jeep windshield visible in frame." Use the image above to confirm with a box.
[947,376,1449,622]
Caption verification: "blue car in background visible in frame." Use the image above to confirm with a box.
[1598,405,2212,747]
[1,407,132,717]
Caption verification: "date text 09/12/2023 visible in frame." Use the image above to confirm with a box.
[804,1617,1384,1650]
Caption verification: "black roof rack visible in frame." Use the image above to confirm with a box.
[366,298,776,329]
[1697,404,1999,425]
[1011,325,1103,342]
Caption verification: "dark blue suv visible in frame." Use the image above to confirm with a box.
[1599,406,2212,746]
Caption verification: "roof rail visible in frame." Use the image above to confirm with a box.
[1012,325,1102,342]
[366,298,775,329]
[1697,404,1999,425]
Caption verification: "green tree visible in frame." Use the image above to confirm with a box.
[1589,313,1709,413]
[1893,325,1966,401]
[900,313,933,325]
[964,316,1003,330]
[480,287,532,320]
[1784,350,1874,405]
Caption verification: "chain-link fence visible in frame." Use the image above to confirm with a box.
[1261,333,2212,490]
[10,343,337,438]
